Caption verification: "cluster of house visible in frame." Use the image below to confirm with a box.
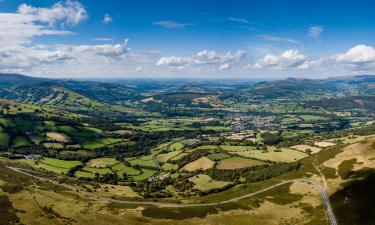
[147,173,170,182]
[14,154,41,161]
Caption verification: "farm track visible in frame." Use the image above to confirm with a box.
[8,166,337,225]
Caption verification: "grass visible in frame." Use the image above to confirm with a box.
[234,148,308,162]
[188,174,231,191]
[0,132,10,147]
[86,157,119,168]
[82,167,112,174]
[43,143,64,149]
[81,138,123,149]
[338,158,357,179]
[46,132,72,143]
[30,135,45,145]
[133,169,156,181]
[111,162,140,176]
[0,118,15,128]
[170,152,189,161]
[75,170,96,178]
[161,163,178,171]
[216,157,265,170]
[168,142,184,151]
[11,136,31,148]
[126,157,157,167]
[207,153,231,161]
[156,150,182,163]
[40,157,82,169]
[220,145,257,151]
[182,157,215,172]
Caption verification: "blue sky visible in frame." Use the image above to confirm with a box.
[1,0,375,78]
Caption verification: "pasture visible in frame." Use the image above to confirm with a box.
[188,174,231,191]
[86,157,119,168]
[182,157,215,172]
[216,157,264,170]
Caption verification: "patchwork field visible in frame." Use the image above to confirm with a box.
[86,157,119,168]
[216,157,265,170]
[290,144,321,154]
[188,174,232,191]
[233,148,308,162]
[181,157,214,172]
[46,132,72,143]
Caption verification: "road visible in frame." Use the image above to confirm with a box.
[7,166,337,225]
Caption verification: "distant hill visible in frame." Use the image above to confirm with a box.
[0,73,48,87]
[0,74,140,108]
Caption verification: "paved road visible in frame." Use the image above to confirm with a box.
[7,166,337,225]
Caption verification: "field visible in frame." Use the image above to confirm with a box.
[207,153,231,161]
[18,157,82,174]
[111,162,141,176]
[81,138,123,149]
[0,132,10,147]
[188,174,232,191]
[82,166,112,174]
[46,132,72,143]
[232,148,308,162]
[11,136,31,148]
[216,157,265,170]
[156,150,182,162]
[290,144,321,153]
[181,157,215,172]
[133,169,157,181]
[86,158,119,168]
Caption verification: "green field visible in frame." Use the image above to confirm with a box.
[111,162,141,176]
[133,169,157,181]
[234,148,308,162]
[207,153,231,161]
[86,157,120,168]
[82,166,112,174]
[11,136,31,148]
[188,174,232,191]
[0,132,10,147]
[0,118,15,128]
[161,163,178,171]
[81,138,123,149]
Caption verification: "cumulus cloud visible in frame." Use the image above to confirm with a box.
[257,35,298,44]
[17,0,87,27]
[253,49,307,69]
[308,26,323,39]
[219,63,231,71]
[156,50,246,70]
[103,14,112,24]
[0,38,141,71]
[153,20,192,29]
[0,0,86,47]
[335,44,375,70]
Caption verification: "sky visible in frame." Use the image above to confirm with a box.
[1,0,375,79]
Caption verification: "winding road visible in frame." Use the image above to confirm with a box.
[7,166,337,225]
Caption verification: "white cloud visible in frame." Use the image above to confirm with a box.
[135,66,143,72]
[18,0,87,27]
[219,63,231,71]
[228,17,252,24]
[253,49,307,69]
[308,26,323,39]
[156,50,246,69]
[335,44,375,70]
[153,20,192,29]
[0,0,86,47]
[257,35,298,44]
[103,14,112,24]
